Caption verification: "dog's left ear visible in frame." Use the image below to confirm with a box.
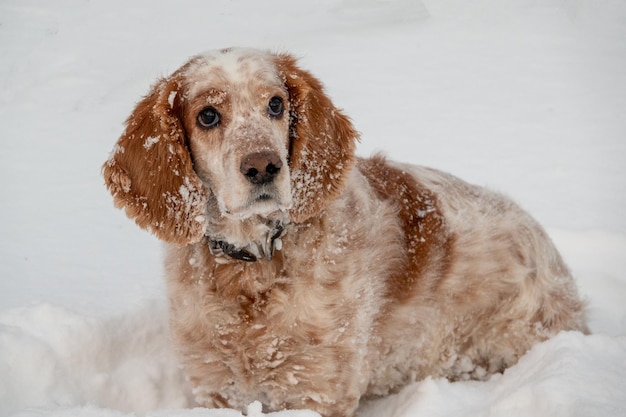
[102,73,209,244]
[274,53,359,224]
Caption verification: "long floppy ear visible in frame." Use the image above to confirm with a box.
[274,53,359,223]
[102,74,209,244]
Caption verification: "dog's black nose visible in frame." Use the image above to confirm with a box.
[240,151,282,185]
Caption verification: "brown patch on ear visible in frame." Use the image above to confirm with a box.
[274,53,359,223]
[359,155,455,302]
[102,74,208,244]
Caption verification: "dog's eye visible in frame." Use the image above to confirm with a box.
[268,97,284,118]
[197,107,220,129]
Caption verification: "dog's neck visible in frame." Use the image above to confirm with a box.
[203,195,289,263]
[207,220,286,262]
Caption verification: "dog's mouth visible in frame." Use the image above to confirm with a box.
[245,190,288,215]
[217,188,292,220]
[247,184,293,208]
[257,193,273,202]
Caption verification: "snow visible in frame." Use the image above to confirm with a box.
[360,331,626,417]
[1,0,625,416]
[143,136,160,150]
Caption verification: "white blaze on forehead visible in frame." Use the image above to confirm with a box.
[183,48,283,99]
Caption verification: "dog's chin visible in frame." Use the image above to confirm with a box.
[220,195,291,221]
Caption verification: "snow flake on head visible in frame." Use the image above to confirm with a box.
[178,182,191,202]
[205,89,228,106]
[167,90,177,108]
[143,136,160,150]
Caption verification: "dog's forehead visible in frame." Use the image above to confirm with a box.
[182,48,283,99]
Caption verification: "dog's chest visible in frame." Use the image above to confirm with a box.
[200,267,362,399]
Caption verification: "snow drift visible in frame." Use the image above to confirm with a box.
[2,301,625,416]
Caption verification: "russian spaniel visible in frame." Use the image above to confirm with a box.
[103,48,587,417]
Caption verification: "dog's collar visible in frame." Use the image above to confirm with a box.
[208,221,286,263]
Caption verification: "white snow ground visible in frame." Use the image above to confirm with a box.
[1,0,625,416]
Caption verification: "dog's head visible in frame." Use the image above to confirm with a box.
[103,48,358,244]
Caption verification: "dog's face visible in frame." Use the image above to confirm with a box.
[103,48,359,244]
[181,49,293,219]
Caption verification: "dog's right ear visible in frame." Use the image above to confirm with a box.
[102,74,209,244]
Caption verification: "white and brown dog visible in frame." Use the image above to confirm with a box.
[103,48,588,417]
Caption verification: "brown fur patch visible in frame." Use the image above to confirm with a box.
[358,155,454,301]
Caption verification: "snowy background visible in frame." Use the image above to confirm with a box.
[1,0,625,416]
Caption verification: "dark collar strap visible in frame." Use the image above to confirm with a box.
[209,239,258,262]
[208,222,285,263]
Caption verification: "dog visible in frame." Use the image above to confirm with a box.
[102,48,588,417]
